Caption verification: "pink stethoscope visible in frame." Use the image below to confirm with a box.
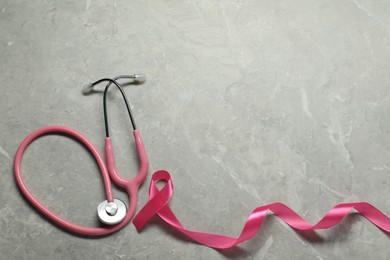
[14,75,148,236]
[14,75,390,248]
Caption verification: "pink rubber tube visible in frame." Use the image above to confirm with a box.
[105,129,148,223]
[14,125,148,236]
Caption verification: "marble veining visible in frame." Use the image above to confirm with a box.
[1,0,389,259]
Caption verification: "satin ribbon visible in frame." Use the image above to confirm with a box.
[133,170,390,249]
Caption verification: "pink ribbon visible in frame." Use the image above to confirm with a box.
[133,170,390,249]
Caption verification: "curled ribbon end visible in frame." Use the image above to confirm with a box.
[133,221,144,233]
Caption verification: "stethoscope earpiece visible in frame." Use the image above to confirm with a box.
[133,74,146,84]
[82,83,94,95]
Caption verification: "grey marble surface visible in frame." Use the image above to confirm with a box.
[1,0,389,259]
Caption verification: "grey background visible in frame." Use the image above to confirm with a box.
[1,0,389,259]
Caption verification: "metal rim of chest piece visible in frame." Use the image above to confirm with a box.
[97,199,127,225]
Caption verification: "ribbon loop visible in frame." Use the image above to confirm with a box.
[133,171,390,249]
[133,171,173,231]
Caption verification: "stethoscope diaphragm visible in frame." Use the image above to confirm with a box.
[97,199,127,225]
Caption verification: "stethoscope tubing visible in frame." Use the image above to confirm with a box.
[14,125,144,236]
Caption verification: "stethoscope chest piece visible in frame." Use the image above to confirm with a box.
[97,199,127,225]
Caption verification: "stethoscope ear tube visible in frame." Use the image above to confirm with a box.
[104,130,148,189]
[131,130,148,186]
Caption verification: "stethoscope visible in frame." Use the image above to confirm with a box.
[14,75,148,236]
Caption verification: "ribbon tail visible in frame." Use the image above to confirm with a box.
[133,171,390,249]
